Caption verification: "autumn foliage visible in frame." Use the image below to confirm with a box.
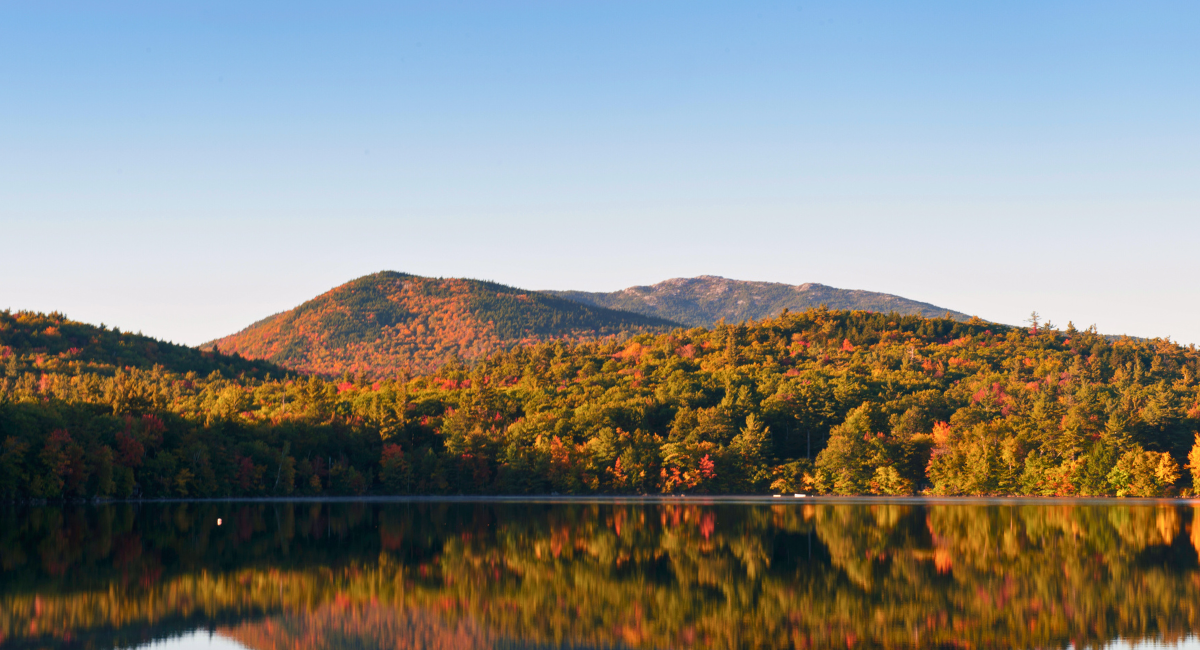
[3,305,1200,499]
[204,271,678,378]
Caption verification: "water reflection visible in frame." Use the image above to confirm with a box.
[122,632,247,650]
[2,500,1199,649]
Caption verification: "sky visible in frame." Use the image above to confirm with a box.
[2,1,1198,346]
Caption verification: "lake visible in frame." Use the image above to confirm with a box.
[2,498,1199,649]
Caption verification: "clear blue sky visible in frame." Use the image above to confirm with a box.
[2,1,1198,345]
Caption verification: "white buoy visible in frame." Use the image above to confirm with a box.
[795,494,806,498]
[217,518,222,526]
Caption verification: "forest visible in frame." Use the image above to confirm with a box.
[2,305,1200,499]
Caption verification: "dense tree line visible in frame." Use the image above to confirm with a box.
[3,306,1200,499]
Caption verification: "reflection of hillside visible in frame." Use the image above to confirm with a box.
[220,603,639,650]
[220,603,495,650]
[2,502,1200,649]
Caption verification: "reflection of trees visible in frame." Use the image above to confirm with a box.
[2,502,1199,649]
[929,504,1197,648]
[805,503,1200,649]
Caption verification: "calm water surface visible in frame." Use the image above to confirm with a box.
[2,498,1199,649]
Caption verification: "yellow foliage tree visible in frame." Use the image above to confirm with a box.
[1187,433,1200,494]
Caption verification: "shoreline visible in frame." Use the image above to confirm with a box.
[6,494,1200,506]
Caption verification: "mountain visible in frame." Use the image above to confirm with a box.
[204,271,679,378]
[548,276,974,327]
[0,309,281,379]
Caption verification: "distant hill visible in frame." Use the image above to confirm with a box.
[0,309,282,379]
[205,271,679,378]
[548,276,974,327]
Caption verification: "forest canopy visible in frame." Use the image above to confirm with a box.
[3,306,1200,500]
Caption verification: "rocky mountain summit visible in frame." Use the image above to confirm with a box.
[549,275,973,327]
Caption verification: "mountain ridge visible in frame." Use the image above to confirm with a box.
[204,271,679,378]
[548,275,974,327]
[205,272,980,377]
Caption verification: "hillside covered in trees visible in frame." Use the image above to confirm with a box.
[205,271,679,377]
[0,310,282,381]
[549,275,973,327]
[3,304,1200,500]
